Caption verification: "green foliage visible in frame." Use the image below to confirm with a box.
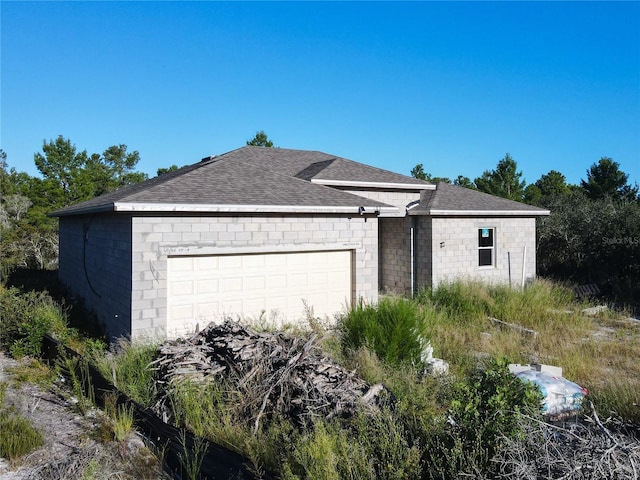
[178,429,209,480]
[580,157,638,201]
[426,358,543,478]
[102,392,135,442]
[588,377,640,424]
[92,340,158,407]
[0,286,73,357]
[2,138,146,275]
[418,280,490,322]
[525,169,570,206]
[453,175,476,189]
[61,354,96,415]
[537,191,640,302]
[410,163,451,183]
[340,297,430,367]
[72,279,637,479]
[474,153,527,201]
[0,383,44,460]
[34,136,148,209]
[156,164,179,176]
[246,130,275,147]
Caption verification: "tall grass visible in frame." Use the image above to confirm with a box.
[4,278,637,477]
[92,340,158,407]
[0,382,44,461]
[0,286,75,358]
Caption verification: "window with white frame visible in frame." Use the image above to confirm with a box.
[478,228,495,267]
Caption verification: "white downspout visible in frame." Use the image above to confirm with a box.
[406,201,420,298]
[410,222,415,297]
[521,245,527,290]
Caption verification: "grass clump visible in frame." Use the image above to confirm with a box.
[92,339,158,407]
[101,392,135,442]
[0,382,44,461]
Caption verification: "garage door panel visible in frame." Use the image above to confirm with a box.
[223,277,243,293]
[221,256,242,269]
[171,280,194,296]
[269,275,287,289]
[170,304,193,320]
[246,276,266,290]
[195,302,219,318]
[244,255,265,268]
[198,257,218,270]
[167,250,352,339]
[196,279,219,294]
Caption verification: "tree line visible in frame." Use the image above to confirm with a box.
[412,154,640,303]
[0,132,269,275]
[1,135,638,303]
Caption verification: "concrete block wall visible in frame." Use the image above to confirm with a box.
[429,216,538,288]
[58,215,133,339]
[415,217,433,290]
[379,217,412,293]
[341,189,421,216]
[131,214,379,341]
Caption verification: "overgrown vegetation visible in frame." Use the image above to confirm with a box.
[91,339,158,406]
[0,382,44,461]
[340,296,430,367]
[1,277,638,478]
[0,286,76,357]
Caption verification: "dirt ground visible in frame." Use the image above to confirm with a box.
[0,352,167,480]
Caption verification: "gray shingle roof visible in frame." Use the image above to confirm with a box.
[52,146,430,216]
[412,182,550,216]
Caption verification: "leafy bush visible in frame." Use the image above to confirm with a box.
[340,297,429,367]
[0,286,73,357]
[425,358,543,478]
[537,192,640,303]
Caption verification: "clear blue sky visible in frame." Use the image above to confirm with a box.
[2,1,639,188]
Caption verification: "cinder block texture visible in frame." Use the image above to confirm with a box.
[427,216,538,288]
[59,213,378,341]
[58,214,133,339]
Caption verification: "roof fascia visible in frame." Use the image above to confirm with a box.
[113,202,400,215]
[410,209,550,216]
[49,203,116,217]
[311,178,435,190]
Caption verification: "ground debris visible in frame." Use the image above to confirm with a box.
[150,320,390,430]
[493,406,640,480]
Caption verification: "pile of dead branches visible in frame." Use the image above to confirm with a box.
[150,321,389,431]
[492,404,640,479]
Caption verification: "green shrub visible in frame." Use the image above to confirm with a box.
[425,357,543,478]
[340,297,429,367]
[0,286,73,358]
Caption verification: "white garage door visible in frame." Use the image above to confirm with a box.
[167,250,352,338]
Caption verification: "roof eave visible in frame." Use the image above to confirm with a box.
[311,178,435,190]
[409,208,550,216]
[113,202,399,215]
[49,203,116,217]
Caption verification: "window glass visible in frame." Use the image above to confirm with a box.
[478,228,495,267]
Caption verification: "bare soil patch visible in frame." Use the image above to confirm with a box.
[0,352,166,480]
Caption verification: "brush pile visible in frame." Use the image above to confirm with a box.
[493,405,640,479]
[150,320,389,431]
